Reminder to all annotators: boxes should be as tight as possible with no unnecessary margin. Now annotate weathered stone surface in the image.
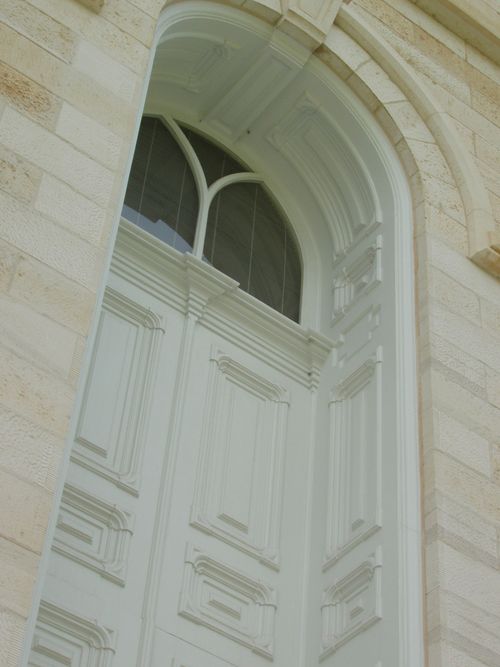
[0,1,498,666]
[0,23,137,137]
[0,106,115,208]
[0,294,78,377]
[34,173,107,245]
[0,406,60,490]
[0,62,61,130]
[56,102,123,170]
[0,190,104,290]
[0,0,76,62]
[0,537,38,617]
[0,344,74,437]
[0,467,52,554]
[0,144,41,204]
[9,255,96,336]
[0,240,20,294]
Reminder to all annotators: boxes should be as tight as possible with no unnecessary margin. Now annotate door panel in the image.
[314,228,400,667]
[30,268,186,667]
[31,228,331,667]
[152,321,316,666]
[31,218,409,667]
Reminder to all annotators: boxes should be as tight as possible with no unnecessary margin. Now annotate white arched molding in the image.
[153,115,262,257]
[22,3,423,667]
[158,0,500,276]
[144,4,423,667]
[161,0,346,48]
[333,3,500,277]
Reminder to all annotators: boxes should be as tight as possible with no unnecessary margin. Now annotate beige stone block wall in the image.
[0,0,498,665]
[344,2,500,665]
[0,1,157,663]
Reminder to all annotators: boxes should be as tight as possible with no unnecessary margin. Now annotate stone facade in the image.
[0,1,498,665]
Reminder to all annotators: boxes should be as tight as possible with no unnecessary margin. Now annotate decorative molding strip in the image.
[53,484,134,586]
[267,93,380,258]
[31,601,115,666]
[324,350,383,568]
[179,544,277,659]
[113,220,333,388]
[332,236,382,325]
[71,287,163,495]
[204,45,300,141]
[336,304,381,367]
[152,35,238,94]
[320,551,382,660]
[190,349,288,569]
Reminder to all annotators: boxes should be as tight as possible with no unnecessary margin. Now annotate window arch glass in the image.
[122,116,302,322]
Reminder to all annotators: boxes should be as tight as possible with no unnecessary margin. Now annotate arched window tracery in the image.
[123,116,302,322]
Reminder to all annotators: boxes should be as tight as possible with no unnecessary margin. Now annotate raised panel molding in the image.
[190,350,289,569]
[336,305,381,367]
[71,288,163,495]
[280,0,344,44]
[320,551,382,660]
[30,601,115,667]
[268,94,380,257]
[332,236,382,325]
[204,43,301,141]
[53,484,134,586]
[324,350,382,568]
[113,221,333,389]
[178,544,277,659]
[152,35,239,94]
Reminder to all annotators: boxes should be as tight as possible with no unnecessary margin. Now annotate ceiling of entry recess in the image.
[145,7,391,277]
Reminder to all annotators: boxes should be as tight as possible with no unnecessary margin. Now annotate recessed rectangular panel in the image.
[72,288,162,495]
[179,544,276,659]
[321,551,382,659]
[30,601,115,667]
[219,380,261,531]
[191,350,289,568]
[53,484,133,586]
[206,49,298,140]
[76,310,136,458]
[337,305,380,367]
[324,353,382,568]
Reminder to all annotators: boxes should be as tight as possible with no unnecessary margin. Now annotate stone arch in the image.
[23,3,424,667]
[157,0,498,277]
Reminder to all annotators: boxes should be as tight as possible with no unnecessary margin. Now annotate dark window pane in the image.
[183,127,244,185]
[204,182,302,322]
[123,116,302,322]
[204,182,255,288]
[122,117,198,252]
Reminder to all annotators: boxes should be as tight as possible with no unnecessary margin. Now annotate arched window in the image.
[122,116,302,322]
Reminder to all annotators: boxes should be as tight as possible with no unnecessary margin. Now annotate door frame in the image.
[21,4,423,666]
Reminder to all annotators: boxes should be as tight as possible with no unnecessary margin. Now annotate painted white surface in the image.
[29,4,422,667]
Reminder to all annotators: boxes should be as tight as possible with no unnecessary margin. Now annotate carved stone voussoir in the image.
[471,244,500,280]
[279,0,344,47]
[76,0,104,13]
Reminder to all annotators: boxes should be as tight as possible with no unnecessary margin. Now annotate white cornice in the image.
[112,219,334,387]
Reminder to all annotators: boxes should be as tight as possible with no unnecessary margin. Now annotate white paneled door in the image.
[30,221,332,667]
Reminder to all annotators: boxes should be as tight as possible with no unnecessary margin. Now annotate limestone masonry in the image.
[0,1,499,665]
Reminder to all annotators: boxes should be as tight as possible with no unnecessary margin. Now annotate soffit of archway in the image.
[149,0,500,278]
[147,16,381,261]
